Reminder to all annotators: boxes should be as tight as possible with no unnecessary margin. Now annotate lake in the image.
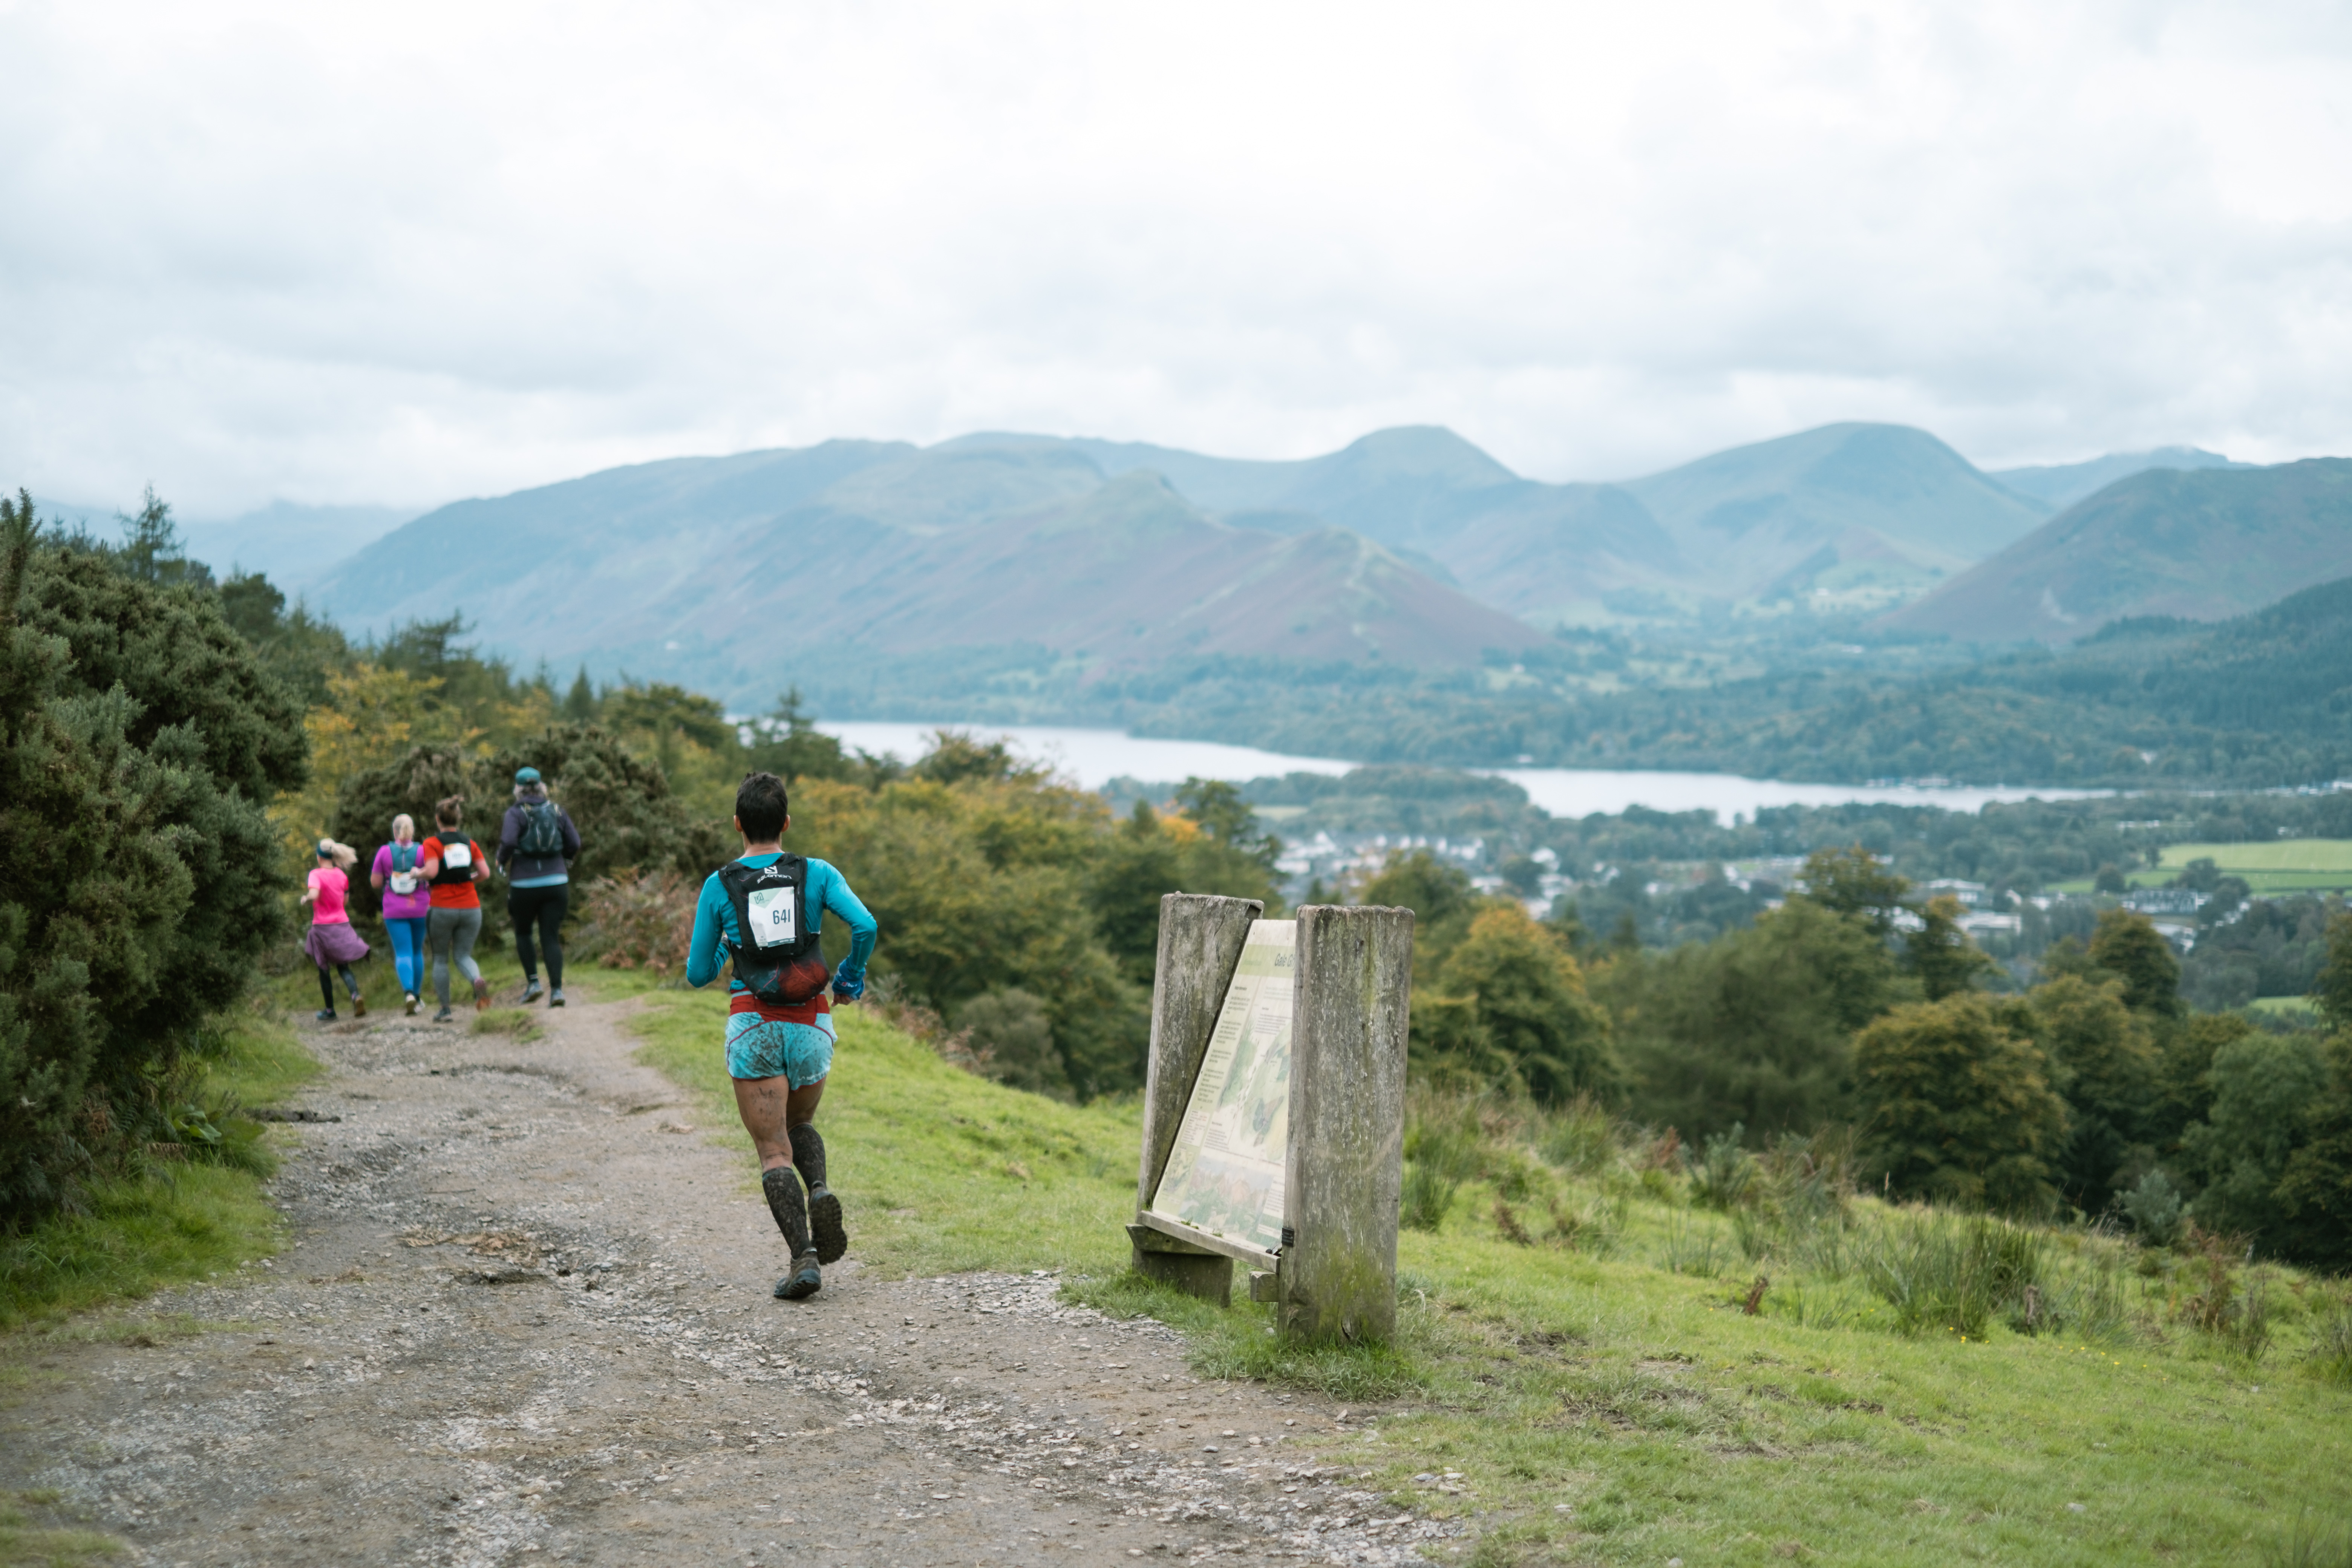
[816,721,2105,821]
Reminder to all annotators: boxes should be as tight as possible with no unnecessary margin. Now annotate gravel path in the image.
[2,992,1457,1566]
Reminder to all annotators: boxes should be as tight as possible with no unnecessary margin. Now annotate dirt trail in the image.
[2,992,1455,1566]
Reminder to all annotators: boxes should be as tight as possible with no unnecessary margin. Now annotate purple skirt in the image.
[304,920,371,967]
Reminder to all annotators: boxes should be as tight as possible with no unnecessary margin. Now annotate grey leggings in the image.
[428,906,484,1008]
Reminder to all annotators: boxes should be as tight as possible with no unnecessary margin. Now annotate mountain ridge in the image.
[1882,458,2352,643]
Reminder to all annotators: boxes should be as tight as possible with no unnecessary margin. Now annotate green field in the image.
[2050,839,2352,897]
[2159,840,2352,894]
[628,987,2352,1567]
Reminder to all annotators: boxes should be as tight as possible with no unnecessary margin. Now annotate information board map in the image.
[1147,919,1294,1256]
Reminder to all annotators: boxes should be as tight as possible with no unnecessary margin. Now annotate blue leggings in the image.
[386,917,429,995]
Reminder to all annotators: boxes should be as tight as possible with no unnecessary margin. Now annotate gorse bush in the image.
[0,498,306,1226]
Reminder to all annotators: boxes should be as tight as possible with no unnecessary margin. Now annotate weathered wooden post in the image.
[1280,903,1413,1343]
[1129,894,1413,1340]
[1128,893,1261,1306]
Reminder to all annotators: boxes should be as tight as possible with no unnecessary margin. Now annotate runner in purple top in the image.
[371,813,433,1015]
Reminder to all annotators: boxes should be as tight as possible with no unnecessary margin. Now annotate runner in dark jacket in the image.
[497,767,582,1006]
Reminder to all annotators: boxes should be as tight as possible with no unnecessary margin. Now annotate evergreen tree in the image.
[561,665,599,723]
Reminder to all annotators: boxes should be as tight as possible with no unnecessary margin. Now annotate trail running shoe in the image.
[548,988,565,1008]
[433,1006,455,1023]
[775,1251,822,1301]
[808,1187,848,1265]
[521,978,542,1005]
[404,992,419,1017]
[352,994,368,1018]
[314,1009,337,1023]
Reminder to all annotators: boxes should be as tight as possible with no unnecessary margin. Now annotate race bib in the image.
[442,841,473,870]
[390,873,419,896]
[746,885,799,948]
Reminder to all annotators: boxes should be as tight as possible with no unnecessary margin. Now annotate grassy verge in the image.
[0,1488,119,1566]
[626,984,1142,1277]
[0,1004,318,1333]
[626,979,2352,1567]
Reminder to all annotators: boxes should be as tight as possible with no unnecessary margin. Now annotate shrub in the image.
[956,989,1066,1098]
[329,724,717,930]
[571,870,698,975]
[2122,1169,2186,1246]
[1689,1124,1757,1211]
[0,503,306,1225]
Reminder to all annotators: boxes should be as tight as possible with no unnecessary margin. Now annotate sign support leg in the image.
[1280,903,1413,1344]
[1130,893,1262,1302]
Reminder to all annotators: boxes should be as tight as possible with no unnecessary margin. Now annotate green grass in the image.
[2159,840,2352,874]
[624,983,2352,1566]
[626,985,1143,1277]
[2251,995,2323,1020]
[0,1490,120,1565]
[0,1004,318,1332]
[2050,839,2352,896]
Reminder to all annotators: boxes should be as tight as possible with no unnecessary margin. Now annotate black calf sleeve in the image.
[337,964,360,998]
[318,966,337,1010]
[788,1124,827,1193]
[762,1166,811,1254]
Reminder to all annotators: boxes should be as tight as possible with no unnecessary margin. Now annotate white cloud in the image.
[1,0,2347,514]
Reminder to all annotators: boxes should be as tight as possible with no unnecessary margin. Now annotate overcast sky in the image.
[3,0,2348,516]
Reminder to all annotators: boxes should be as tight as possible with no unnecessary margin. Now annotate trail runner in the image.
[303,838,370,1021]
[420,796,493,1021]
[371,813,432,1015]
[684,772,876,1300]
[496,766,581,1007]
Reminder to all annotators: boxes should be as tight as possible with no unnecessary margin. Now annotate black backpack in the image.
[517,799,565,858]
[718,856,831,1005]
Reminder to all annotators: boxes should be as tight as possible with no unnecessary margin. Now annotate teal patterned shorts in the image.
[724,1011,836,1086]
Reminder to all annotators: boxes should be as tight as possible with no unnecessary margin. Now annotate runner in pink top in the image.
[302,839,371,1021]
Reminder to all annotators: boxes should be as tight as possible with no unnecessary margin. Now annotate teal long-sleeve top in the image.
[684,854,877,994]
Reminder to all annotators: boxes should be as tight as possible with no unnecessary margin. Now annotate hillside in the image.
[960,423,2051,621]
[1619,422,2050,610]
[1990,444,2248,511]
[1885,458,2352,643]
[314,453,1539,698]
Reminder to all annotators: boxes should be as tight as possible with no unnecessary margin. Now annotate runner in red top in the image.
[418,796,493,1019]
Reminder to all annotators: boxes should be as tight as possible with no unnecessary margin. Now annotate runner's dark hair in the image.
[736,772,789,841]
[435,795,464,829]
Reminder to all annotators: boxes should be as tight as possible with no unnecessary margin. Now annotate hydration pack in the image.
[516,799,564,858]
[431,833,476,886]
[388,841,421,897]
[718,856,831,1006]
